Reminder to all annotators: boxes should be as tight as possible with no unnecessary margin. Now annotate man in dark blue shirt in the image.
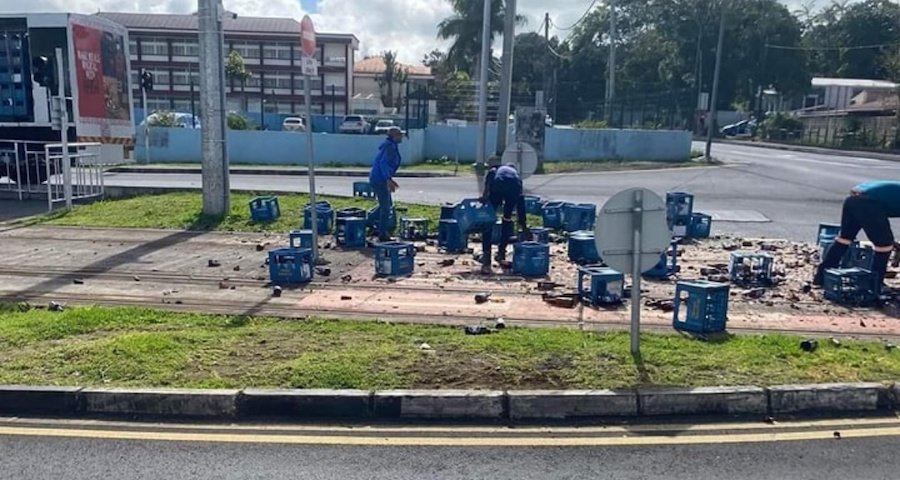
[815,181,900,294]
[480,158,527,274]
[369,127,403,242]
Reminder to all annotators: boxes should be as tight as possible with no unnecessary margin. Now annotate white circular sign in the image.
[501,142,538,180]
[595,188,670,274]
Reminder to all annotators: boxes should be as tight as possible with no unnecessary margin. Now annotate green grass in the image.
[1,304,899,390]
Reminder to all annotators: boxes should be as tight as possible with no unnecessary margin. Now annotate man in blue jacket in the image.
[369,126,403,242]
[480,157,527,274]
[814,180,900,295]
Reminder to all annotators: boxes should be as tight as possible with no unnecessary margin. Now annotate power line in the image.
[550,0,601,31]
[766,42,900,51]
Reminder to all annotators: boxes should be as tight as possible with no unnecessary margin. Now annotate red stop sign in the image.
[300,15,316,58]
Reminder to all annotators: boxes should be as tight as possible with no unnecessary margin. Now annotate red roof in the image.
[354,56,431,77]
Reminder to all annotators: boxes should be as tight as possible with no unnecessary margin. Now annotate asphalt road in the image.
[102,141,900,241]
[2,417,899,479]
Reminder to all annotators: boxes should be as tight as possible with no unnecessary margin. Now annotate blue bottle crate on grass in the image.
[352,181,374,198]
[438,219,468,253]
[268,248,314,284]
[578,266,625,306]
[563,203,597,232]
[824,267,877,306]
[513,241,550,277]
[400,218,430,240]
[643,241,680,279]
[542,201,569,230]
[249,196,280,222]
[673,281,730,334]
[524,195,544,215]
[303,201,334,235]
[289,230,315,250]
[335,217,366,248]
[375,241,416,276]
[729,252,774,286]
[440,203,459,220]
[454,198,497,234]
[528,227,551,244]
[689,213,712,239]
[337,207,367,219]
[666,192,694,237]
[367,205,397,234]
[568,231,601,264]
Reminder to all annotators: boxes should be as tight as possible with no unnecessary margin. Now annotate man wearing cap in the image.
[480,157,528,274]
[814,180,900,296]
[369,126,404,242]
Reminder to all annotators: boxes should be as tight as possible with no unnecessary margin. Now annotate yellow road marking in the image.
[1,425,900,447]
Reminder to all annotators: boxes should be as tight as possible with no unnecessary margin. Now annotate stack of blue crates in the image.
[336,207,367,219]
[528,227,551,244]
[303,201,334,235]
[842,243,874,270]
[453,198,497,233]
[666,192,694,237]
[335,217,366,248]
[438,219,468,253]
[673,281,730,334]
[689,213,712,239]
[375,241,416,276]
[268,248,314,284]
[643,241,680,279]
[249,196,280,222]
[563,203,597,232]
[577,266,625,306]
[728,252,774,286]
[568,231,601,264]
[352,181,374,198]
[542,201,569,230]
[823,267,878,306]
[524,195,544,215]
[400,218,430,240]
[513,241,550,277]
[288,230,315,250]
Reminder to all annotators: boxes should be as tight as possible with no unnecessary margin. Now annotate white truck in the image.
[0,13,135,186]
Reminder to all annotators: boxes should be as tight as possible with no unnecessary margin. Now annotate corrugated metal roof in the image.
[811,77,898,89]
[95,12,357,43]
[354,56,432,76]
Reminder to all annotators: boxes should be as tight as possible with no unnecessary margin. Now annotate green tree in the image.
[376,51,409,110]
[437,0,525,75]
[147,110,178,127]
[225,50,252,111]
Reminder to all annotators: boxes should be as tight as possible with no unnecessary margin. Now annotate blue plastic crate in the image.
[375,241,416,277]
[542,201,569,230]
[823,267,877,306]
[528,227,551,244]
[352,181,375,198]
[577,266,625,306]
[513,241,550,277]
[643,241,680,279]
[303,201,334,235]
[562,203,597,232]
[367,205,398,235]
[842,243,874,271]
[453,198,497,234]
[438,219,468,253]
[335,217,366,248]
[728,252,774,286]
[568,231,601,264]
[288,230,315,250]
[249,196,280,223]
[268,248,314,284]
[524,195,544,215]
[440,203,459,220]
[336,207,367,219]
[400,217,430,240]
[673,281,730,334]
[666,192,694,236]
[689,213,712,239]
[817,223,841,246]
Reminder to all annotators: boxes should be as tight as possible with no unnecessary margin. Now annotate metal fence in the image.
[0,140,53,200]
[0,139,104,210]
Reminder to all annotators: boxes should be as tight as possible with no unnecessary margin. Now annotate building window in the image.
[262,75,277,89]
[171,40,199,57]
[232,43,260,59]
[271,73,291,89]
[147,98,171,112]
[140,38,168,57]
[293,46,323,63]
[128,40,137,57]
[246,75,261,88]
[293,77,305,90]
[263,43,292,60]
[171,69,197,86]
[310,78,323,90]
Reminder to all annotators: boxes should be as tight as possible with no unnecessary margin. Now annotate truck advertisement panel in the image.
[68,14,133,144]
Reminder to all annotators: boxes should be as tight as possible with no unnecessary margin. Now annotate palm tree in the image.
[437,0,525,76]
[377,51,409,110]
[225,50,252,111]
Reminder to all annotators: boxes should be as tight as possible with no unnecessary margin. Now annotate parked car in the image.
[339,115,370,134]
[140,112,202,129]
[282,117,306,132]
[373,119,396,135]
[720,119,756,138]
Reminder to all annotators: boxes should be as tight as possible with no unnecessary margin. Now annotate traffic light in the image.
[140,69,153,91]
[31,55,55,91]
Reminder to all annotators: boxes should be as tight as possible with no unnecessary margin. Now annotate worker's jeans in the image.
[371,181,393,241]
[482,180,525,265]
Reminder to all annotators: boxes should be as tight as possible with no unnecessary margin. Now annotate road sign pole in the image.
[55,48,71,210]
[631,189,643,356]
[142,86,150,165]
[304,72,319,263]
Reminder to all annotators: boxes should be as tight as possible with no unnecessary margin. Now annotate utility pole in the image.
[198,0,229,217]
[705,4,726,163]
[605,0,617,124]
[543,12,550,109]
[476,0,492,176]
[494,0,517,157]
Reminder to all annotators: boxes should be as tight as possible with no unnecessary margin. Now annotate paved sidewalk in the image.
[1,225,899,337]
[107,164,459,178]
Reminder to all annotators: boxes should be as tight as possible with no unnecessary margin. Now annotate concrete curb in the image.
[716,139,900,162]
[0,383,895,421]
[106,166,456,178]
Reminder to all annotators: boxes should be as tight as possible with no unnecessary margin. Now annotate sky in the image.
[9,0,846,65]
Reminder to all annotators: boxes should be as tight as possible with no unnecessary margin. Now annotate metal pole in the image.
[475,0,492,170]
[142,86,150,164]
[495,0,516,156]
[605,0,617,124]
[705,4,726,163]
[304,73,319,263]
[543,12,549,110]
[55,48,71,210]
[631,189,643,356]
[189,74,196,128]
[404,81,410,131]
[331,84,336,133]
[198,0,229,216]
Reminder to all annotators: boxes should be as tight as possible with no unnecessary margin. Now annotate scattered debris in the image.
[722,243,739,251]
[741,240,754,247]
[438,258,456,267]
[764,416,776,424]
[474,292,492,304]
[208,259,221,268]
[315,267,332,277]
[760,244,779,252]
[743,288,766,300]
[341,274,353,283]
[800,339,818,352]
[646,299,675,312]
[495,318,506,329]
[218,281,229,289]
[48,301,65,312]
[860,320,867,328]
[464,325,493,335]
[542,293,579,308]
[419,342,433,350]
[133,275,141,282]
[256,243,267,252]
[537,281,564,291]
[324,242,333,249]
[801,284,812,294]
[340,295,352,301]
[272,286,283,297]
[233,265,241,272]
[830,337,841,347]
[415,245,426,253]
[73,279,84,285]
[886,343,897,351]
[833,431,842,440]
